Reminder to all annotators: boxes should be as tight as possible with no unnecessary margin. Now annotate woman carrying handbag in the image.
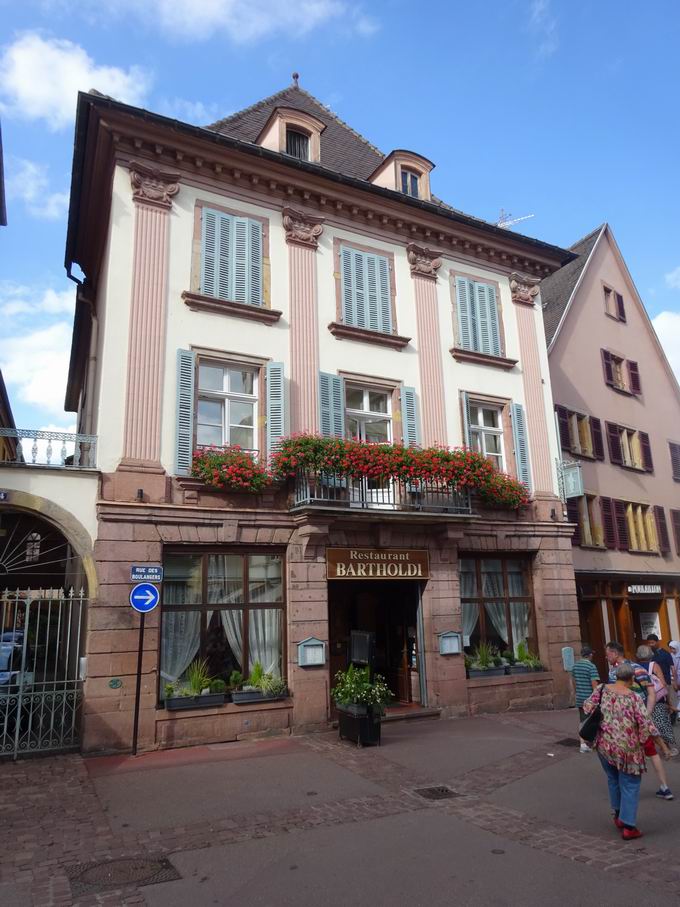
[583,662,668,840]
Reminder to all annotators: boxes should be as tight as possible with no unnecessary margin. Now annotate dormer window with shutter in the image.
[401,168,420,198]
[255,107,324,163]
[368,150,434,202]
[286,128,310,160]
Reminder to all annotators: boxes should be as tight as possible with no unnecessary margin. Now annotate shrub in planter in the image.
[231,661,288,704]
[467,643,507,678]
[164,659,226,710]
[331,665,393,747]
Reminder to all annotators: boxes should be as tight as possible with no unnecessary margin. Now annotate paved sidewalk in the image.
[1,709,679,906]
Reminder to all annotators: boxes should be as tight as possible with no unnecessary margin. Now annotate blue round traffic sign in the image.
[129,582,160,613]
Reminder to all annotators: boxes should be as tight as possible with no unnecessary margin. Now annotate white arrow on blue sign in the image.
[129,582,160,614]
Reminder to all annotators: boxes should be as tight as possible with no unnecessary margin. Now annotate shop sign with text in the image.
[627,584,662,595]
[327,548,429,580]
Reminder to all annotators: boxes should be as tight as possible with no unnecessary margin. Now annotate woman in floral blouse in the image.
[584,662,666,840]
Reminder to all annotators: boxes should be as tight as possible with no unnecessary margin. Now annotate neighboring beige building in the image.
[543,224,680,676]
[2,81,581,756]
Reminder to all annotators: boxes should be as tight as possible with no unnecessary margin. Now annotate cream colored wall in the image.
[93,166,559,493]
[549,230,680,574]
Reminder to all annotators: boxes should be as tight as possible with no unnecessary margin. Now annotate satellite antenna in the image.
[497,209,535,229]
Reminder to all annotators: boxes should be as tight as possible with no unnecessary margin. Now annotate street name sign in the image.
[131,565,163,582]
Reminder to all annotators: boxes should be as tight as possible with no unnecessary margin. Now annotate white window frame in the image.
[400,168,420,198]
[469,402,505,471]
[345,385,392,443]
[196,360,259,454]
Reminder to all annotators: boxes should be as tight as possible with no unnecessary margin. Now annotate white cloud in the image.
[157,97,221,125]
[6,157,69,220]
[652,310,680,382]
[664,266,680,290]
[0,283,75,318]
[0,33,151,130]
[0,322,74,417]
[528,0,559,59]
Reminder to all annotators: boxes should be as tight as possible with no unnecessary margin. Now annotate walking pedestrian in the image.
[637,644,678,758]
[570,646,600,752]
[646,634,674,687]
[605,641,626,682]
[669,640,680,724]
[584,662,667,840]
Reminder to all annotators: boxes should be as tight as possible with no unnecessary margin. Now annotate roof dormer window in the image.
[401,168,419,198]
[286,128,310,161]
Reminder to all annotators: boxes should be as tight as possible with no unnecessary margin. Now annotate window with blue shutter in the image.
[340,246,392,334]
[455,276,502,357]
[401,387,420,447]
[266,362,285,456]
[200,207,263,307]
[511,402,532,491]
[319,373,345,437]
[176,349,196,475]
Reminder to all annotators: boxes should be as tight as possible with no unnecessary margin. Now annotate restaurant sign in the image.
[327,548,430,580]
[627,584,662,595]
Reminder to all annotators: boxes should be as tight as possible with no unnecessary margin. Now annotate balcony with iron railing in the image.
[0,429,98,470]
[292,470,472,515]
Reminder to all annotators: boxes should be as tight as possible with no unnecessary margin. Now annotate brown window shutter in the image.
[654,506,670,554]
[628,360,641,394]
[590,418,605,460]
[605,422,623,465]
[613,500,629,550]
[555,405,571,450]
[672,509,680,555]
[670,442,680,481]
[601,349,614,386]
[639,432,653,472]
[566,498,581,546]
[600,497,617,549]
[615,292,626,322]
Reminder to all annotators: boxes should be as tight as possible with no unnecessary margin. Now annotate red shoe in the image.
[622,827,643,840]
[613,815,624,829]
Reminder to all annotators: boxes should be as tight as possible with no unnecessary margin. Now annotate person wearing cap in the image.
[571,645,601,753]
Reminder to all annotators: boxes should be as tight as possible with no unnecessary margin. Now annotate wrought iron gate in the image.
[1,589,86,759]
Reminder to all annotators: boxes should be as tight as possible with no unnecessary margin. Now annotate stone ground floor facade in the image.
[82,490,580,755]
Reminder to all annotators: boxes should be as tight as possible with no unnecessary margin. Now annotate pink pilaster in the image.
[283,207,324,434]
[408,244,448,446]
[511,273,553,493]
[121,162,179,468]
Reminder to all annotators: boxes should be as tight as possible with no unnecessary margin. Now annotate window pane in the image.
[368,391,388,414]
[462,602,479,649]
[481,560,504,597]
[164,554,203,605]
[347,418,360,440]
[199,364,224,391]
[510,601,531,655]
[482,408,499,428]
[410,173,419,198]
[230,426,255,449]
[484,602,509,648]
[484,432,501,454]
[459,559,478,597]
[160,611,201,693]
[364,418,390,443]
[249,555,283,603]
[507,561,527,596]
[207,554,244,604]
[469,430,482,453]
[230,401,254,428]
[228,369,254,395]
[469,405,480,426]
[197,424,223,447]
[249,608,283,677]
[346,386,364,410]
[198,398,223,425]
[286,129,309,160]
[401,170,409,193]
[206,609,243,677]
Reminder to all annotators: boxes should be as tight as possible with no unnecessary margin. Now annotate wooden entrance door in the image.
[578,599,607,678]
[630,600,670,653]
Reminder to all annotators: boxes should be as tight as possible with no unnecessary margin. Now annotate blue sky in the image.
[1,0,679,433]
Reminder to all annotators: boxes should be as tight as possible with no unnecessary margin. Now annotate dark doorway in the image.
[328,580,421,705]
[578,599,607,678]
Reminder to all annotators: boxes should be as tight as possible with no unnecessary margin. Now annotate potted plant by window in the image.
[331,664,392,747]
[467,643,507,678]
[164,659,227,710]
[515,641,544,672]
[231,662,288,704]
[502,649,530,675]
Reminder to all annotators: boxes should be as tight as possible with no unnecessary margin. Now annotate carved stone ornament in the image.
[406,243,443,280]
[282,206,325,248]
[510,271,541,306]
[129,160,180,209]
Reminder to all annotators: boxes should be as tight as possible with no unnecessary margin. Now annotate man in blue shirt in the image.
[647,634,674,685]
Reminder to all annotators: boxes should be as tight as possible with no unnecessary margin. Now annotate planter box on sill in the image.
[467,666,507,679]
[337,704,382,747]
[231,689,288,705]
[165,692,226,711]
[507,665,531,675]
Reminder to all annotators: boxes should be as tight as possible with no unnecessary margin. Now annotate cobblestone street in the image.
[2,709,680,906]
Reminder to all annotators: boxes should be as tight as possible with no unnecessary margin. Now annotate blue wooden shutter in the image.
[366,254,380,331]
[340,246,355,325]
[474,283,501,357]
[461,391,472,447]
[402,387,420,447]
[353,249,367,328]
[233,217,249,304]
[266,362,285,455]
[377,255,392,333]
[511,402,532,491]
[248,219,263,306]
[201,208,232,300]
[176,349,195,475]
[486,284,502,356]
[319,372,345,437]
[455,277,476,350]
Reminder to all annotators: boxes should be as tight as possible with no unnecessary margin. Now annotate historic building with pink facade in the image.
[542,224,680,678]
[0,82,581,755]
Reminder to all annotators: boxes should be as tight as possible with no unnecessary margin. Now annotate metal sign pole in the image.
[131,612,145,756]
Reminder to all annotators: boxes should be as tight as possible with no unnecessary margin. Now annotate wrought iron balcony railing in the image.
[0,429,98,469]
[293,470,472,515]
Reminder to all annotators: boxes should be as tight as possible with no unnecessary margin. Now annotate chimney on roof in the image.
[292,71,300,88]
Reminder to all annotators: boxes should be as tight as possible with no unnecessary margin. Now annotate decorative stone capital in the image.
[129,160,180,209]
[282,207,325,248]
[510,272,541,306]
[406,243,443,280]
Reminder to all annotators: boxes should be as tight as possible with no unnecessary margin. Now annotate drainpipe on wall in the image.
[79,283,98,437]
